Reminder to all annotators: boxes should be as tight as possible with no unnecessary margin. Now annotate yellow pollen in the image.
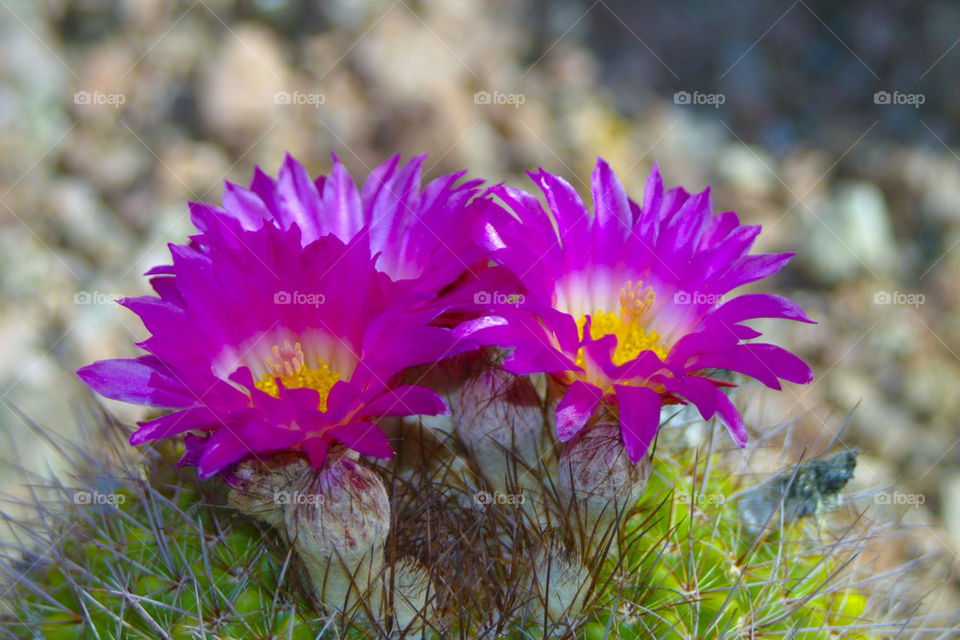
[576,281,668,368]
[254,341,340,411]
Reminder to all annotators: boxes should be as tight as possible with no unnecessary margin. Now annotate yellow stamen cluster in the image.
[576,281,668,368]
[254,341,340,411]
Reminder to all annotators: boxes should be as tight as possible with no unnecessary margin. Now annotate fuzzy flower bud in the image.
[529,532,591,627]
[373,556,437,635]
[283,449,390,613]
[423,350,547,494]
[557,424,651,548]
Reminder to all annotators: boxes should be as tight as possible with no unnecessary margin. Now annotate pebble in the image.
[199,24,288,144]
[802,181,897,284]
[940,472,960,550]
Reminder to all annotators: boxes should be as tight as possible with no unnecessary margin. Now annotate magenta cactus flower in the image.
[458,159,814,462]
[190,153,486,296]
[78,157,480,479]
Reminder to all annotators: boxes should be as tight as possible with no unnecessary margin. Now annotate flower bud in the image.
[529,532,591,627]
[283,449,390,613]
[372,556,437,634]
[226,454,311,529]
[557,424,651,548]
[442,351,547,494]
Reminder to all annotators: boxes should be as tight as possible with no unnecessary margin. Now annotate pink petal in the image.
[131,407,220,445]
[358,386,448,418]
[614,384,663,462]
[715,389,748,447]
[328,422,394,459]
[555,381,604,441]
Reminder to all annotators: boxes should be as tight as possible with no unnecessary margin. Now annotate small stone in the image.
[352,9,466,102]
[717,143,776,199]
[199,24,287,144]
[158,141,231,199]
[802,181,897,284]
[51,179,136,262]
[939,472,960,549]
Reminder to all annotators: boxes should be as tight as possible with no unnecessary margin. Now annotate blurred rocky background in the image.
[2,0,959,615]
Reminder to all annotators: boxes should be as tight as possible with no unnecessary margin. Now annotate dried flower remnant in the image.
[738,450,858,535]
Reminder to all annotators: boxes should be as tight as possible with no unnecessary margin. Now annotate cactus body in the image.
[1,414,943,639]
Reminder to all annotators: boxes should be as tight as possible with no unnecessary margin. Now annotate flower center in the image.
[254,341,340,411]
[576,281,668,367]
